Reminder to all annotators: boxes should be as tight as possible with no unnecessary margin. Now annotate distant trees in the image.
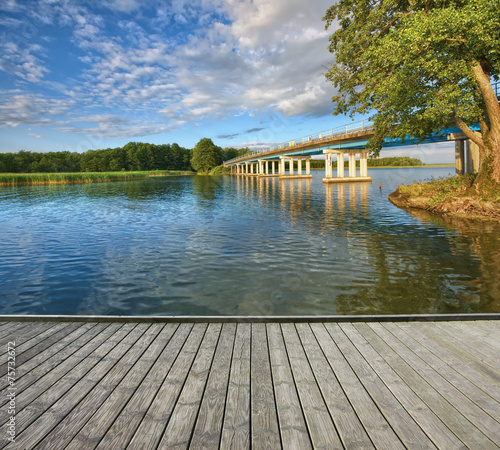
[368,157,423,167]
[191,138,223,172]
[0,140,255,174]
[0,142,192,173]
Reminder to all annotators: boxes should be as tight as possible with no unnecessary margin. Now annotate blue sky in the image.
[0,0,453,162]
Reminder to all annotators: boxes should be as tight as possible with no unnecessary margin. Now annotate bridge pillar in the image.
[297,158,302,176]
[325,154,333,178]
[305,157,311,176]
[466,140,480,174]
[455,140,465,175]
[337,152,344,178]
[348,153,356,177]
[323,149,371,183]
[360,151,368,177]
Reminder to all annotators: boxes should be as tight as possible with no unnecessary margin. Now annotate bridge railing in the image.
[224,80,499,165]
[223,119,374,165]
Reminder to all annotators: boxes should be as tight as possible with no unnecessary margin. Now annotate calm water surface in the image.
[1,168,499,316]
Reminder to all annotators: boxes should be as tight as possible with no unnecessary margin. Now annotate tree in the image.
[191,138,222,172]
[324,0,500,186]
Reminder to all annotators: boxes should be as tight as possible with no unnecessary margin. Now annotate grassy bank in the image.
[389,174,500,219]
[0,170,194,187]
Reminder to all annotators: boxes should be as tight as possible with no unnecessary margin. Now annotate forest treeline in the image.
[0,142,250,174]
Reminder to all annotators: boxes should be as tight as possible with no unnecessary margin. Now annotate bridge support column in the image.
[466,140,480,174]
[455,140,465,175]
[325,154,333,178]
[348,153,356,177]
[278,156,312,179]
[323,149,371,183]
[305,157,311,176]
[337,153,344,178]
[360,151,368,177]
[279,157,285,175]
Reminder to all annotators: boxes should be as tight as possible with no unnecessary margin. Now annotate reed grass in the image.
[0,170,194,187]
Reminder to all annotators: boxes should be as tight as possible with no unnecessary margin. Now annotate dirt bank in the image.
[389,189,500,220]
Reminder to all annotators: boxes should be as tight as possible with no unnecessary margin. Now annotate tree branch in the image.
[454,116,484,148]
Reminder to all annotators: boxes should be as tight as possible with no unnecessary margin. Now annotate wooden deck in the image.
[1,317,499,449]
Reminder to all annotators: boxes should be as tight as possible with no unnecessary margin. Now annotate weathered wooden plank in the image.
[0,321,36,342]
[39,323,166,450]
[465,321,500,350]
[355,322,496,448]
[219,323,251,450]
[0,322,69,366]
[95,323,191,450]
[326,323,436,449]
[295,323,374,449]
[0,319,498,450]
[267,323,311,450]
[250,323,281,450]
[157,323,222,450]
[310,323,404,449]
[3,323,125,419]
[398,322,500,402]
[356,324,500,448]
[434,322,500,372]
[59,324,178,449]
[383,322,500,425]
[190,323,237,449]
[126,323,208,450]
[10,323,142,448]
[0,320,122,441]
[13,322,83,368]
[0,322,103,405]
[419,322,500,375]
[281,323,342,449]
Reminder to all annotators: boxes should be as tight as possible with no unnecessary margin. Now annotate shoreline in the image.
[389,174,500,221]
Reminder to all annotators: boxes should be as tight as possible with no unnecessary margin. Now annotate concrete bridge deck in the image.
[1,314,499,449]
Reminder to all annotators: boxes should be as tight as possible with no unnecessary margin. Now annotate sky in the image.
[0,0,454,162]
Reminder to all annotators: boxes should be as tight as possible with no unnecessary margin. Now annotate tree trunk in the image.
[472,63,500,185]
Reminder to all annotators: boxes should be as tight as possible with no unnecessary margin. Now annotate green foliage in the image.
[368,156,423,167]
[0,142,193,174]
[208,165,231,175]
[324,0,500,154]
[191,138,223,172]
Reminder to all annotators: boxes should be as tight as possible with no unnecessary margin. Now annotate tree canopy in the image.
[191,138,223,172]
[0,142,192,173]
[324,0,500,184]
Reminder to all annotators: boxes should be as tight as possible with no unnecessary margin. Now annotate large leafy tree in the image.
[324,0,500,185]
[191,138,223,172]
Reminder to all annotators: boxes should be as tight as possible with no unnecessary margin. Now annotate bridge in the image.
[223,82,499,183]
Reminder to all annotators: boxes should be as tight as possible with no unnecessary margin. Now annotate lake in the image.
[1,167,499,316]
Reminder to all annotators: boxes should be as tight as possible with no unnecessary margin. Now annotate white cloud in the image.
[0,92,74,127]
[0,0,339,141]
